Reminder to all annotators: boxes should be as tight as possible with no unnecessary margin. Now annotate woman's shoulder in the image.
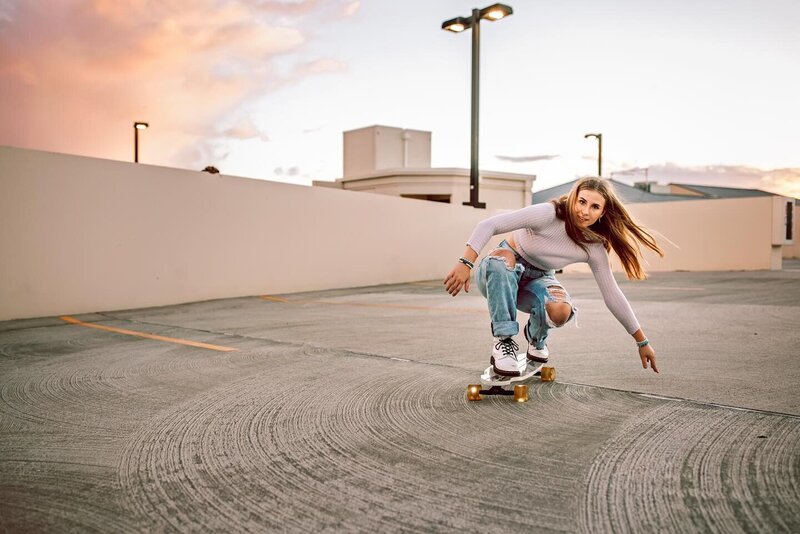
[522,201,557,219]
[586,241,610,263]
[520,202,558,228]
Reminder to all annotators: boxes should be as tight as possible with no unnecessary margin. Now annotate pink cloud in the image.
[625,163,800,198]
[0,0,345,168]
[223,118,270,141]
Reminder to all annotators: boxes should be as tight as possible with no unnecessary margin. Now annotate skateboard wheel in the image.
[467,384,482,401]
[513,384,529,402]
[540,366,556,382]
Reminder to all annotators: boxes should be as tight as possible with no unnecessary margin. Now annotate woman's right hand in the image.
[444,263,472,296]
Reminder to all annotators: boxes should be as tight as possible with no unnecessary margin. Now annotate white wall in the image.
[0,146,490,320]
[0,146,787,321]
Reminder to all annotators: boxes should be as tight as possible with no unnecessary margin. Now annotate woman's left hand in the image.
[639,344,659,373]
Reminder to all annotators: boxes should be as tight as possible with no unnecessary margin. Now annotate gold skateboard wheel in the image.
[540,366,556,382]
[513,384,529,402]
[467,384,482,401]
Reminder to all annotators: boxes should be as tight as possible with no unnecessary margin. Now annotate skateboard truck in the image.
[468,384,530,402]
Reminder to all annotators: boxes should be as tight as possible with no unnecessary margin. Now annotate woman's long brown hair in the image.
[551,177,664,280]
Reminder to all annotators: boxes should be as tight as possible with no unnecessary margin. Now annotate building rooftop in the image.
[534,178,790,204]
[533,178,697,204]
[670,183,776,198]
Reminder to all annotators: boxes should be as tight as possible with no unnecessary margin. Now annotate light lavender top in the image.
[466,202,640,334]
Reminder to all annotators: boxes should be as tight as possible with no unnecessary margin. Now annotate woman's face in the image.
[573,188,606,228]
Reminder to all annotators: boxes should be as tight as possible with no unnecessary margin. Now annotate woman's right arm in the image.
[444,246,478,296]
[445,203,554,297]
[465,203,555,255]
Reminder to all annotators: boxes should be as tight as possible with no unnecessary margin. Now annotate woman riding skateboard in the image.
[444,177,662,377]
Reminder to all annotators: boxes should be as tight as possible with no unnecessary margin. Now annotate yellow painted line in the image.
[60,316,238,352]
[260,295,484,314]
[260,295,289,302]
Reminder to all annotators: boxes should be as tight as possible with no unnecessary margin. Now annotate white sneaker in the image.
[527,344,549,363]
[491,337,522,377]
[524,328,549,363]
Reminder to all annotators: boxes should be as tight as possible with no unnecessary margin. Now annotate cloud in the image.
[222,118,270,141]
[761,168,800,199]
[495,154,560,163]
[343,1,360,17]
[289,57,347,79]
[0,0,14,25]
[274,166,300,176]
[0,0,346,171]
[633,163,800,198]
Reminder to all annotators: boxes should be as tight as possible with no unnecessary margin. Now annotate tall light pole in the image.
[442,3,513,209]
[134,122,149,163]
[584,132,602,177]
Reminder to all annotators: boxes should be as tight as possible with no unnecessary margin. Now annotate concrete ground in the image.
[1,261,799,532]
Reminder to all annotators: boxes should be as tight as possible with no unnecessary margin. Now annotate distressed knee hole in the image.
[487,249,516,270]
[546,285,568,301]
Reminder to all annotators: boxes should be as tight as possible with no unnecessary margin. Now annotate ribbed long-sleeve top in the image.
[466,202,640,334]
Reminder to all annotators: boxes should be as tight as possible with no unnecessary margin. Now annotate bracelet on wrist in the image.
[458,257,474,269]
[636,338,650,348]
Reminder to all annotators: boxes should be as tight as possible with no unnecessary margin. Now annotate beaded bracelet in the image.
[458,257,475,269]
[636,338,650,348]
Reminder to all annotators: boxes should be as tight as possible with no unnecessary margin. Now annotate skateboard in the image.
[467,358,544,402]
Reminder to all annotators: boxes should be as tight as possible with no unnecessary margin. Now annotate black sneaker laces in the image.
[495,338,519,357]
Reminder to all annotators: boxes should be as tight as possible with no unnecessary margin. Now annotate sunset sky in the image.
[1,0,798,197]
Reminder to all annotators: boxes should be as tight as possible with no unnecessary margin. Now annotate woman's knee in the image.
[545,284,572,326]
[545,302,572,326]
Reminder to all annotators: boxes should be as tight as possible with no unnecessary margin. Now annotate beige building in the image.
[313,125,535,210]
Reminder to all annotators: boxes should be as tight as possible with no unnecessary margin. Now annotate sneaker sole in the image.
[490,356,522,377]
[492,365,521,377]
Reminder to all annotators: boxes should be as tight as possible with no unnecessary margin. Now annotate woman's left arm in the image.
[632,329,658,373]
[589,248,659,374]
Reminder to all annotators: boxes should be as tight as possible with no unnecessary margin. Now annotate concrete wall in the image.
[0,146,493,321]
[0,146,788,321]
[635,196,785,271]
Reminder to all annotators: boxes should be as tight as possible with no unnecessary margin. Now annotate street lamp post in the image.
[134,122,149,163]
[584,132,602,177]
[442,3,513,209]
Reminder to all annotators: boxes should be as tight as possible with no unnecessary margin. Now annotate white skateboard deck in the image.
[480,357,544,387]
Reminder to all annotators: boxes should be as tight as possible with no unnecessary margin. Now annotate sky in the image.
[1,0,799,197]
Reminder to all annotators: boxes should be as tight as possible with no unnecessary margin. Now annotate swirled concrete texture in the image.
[1,266,799,531]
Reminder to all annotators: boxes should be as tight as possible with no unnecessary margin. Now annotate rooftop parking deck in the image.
[1,262,799,531]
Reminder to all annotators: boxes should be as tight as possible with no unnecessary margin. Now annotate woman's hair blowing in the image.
[551,177,664,280]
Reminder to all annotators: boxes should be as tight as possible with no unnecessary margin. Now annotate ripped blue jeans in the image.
[475,240,575,348]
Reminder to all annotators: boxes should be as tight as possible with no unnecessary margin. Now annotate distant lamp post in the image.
[442,3,514,209]
[584,132,602,176]
[133,122,149,163]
